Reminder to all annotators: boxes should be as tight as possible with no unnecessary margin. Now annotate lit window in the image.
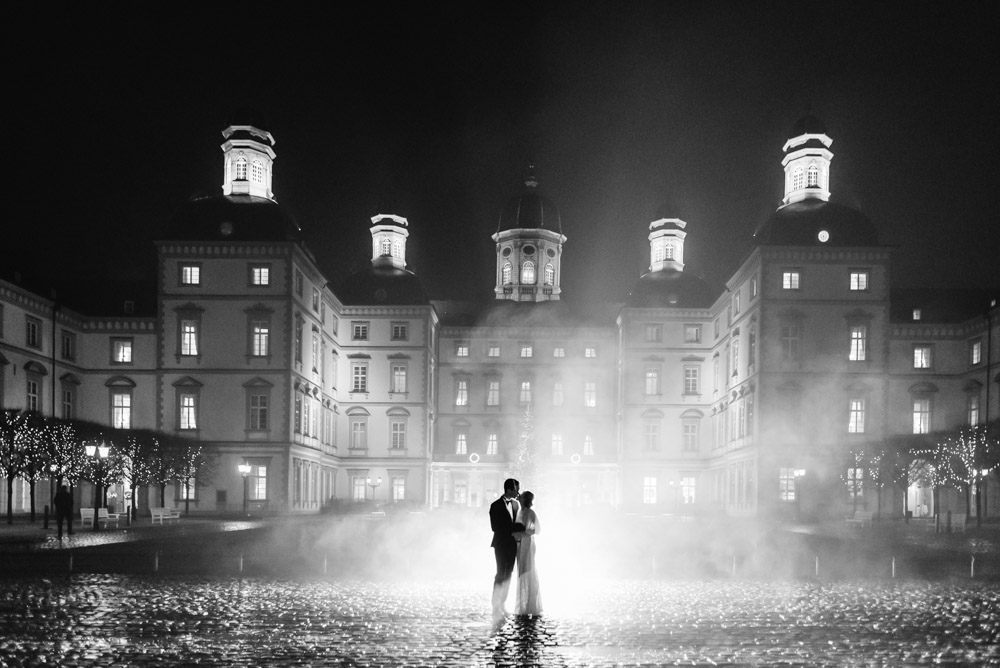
[520,344,533,358]
[252,160,263,183]
[250,465,267,500]
[352,322,369,341]
[488,343,500,358]
[391,322,408,341]
[584,347,597,358]
[682,423,698,452]
[519,381,532,404]
[392,476,406,501]
[782,271,800,290]
[181,264,201,286]
[846,468,863,500]
[664,244,675,260]
[381,238,392,255]
[912,309,921,321]
[970,340,982,365]
[392,239,403,259]
[179,394,198,430]
[521,261,535,284]
[391,422,406,450]
[848,398,865,433]
[850,271,869,291]
[643,477,657,504]
[912,398,930,434]
[251,321,269,357]
[235,156,247,180]
[792,167,804,190]
[684,367,700,394]
[583,435,594,456]
[652,244,664,263]
[351,364,368,393]
[552,382,564,406]
[455,379,469,406]
[487,380,500,406]
[684,325,701,343]
[487,433,499,455]
[968,394,981,426]
[111,390,131,429]
[112,338,133,363]
[779,468,797,501]
[551,434,564,455]
[180,320,199,356]
[646,325,662,342]
[750,278,758,299]
[643,423,658,451]
[455,432,467,455]
[502,263,512,284]
[456,341,469,357]
[552,346,564,358]
[807,164,819,187]
[913,345,931,369]
[849,325,867,361]
[250,265,270,286]
[644,368,659,395]
[544,264,554,285]
[584,382,596,407]
[391,364,407,393]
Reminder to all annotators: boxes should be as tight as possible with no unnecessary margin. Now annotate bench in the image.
[950,513,967,533]
[845,510,873,529]
[150,507,181,524]
[78,508,121,528]
[924,513,967,533]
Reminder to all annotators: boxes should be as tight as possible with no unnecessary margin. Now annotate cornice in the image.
[761,247,890,263]
[157,242,294,258]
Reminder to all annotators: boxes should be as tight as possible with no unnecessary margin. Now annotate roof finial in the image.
[524,161,538,189]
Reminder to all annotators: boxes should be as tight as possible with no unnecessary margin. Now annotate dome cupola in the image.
[221,123,276,199]
[492,164,567,303]
[370,213,409,270]
[781,114,832,206]
[647,217,687,273]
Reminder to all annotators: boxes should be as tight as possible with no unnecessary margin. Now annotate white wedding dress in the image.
[514,507,542,615]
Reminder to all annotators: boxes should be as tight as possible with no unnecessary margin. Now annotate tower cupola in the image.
[370,214,409,270]
[647,218,687,272]
[492,164,567,302]
[780,114,833,206]
[221,124,276,199]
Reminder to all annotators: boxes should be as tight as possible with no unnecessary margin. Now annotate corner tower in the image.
[221,124,276,199]
[781,114,832,206]
[492,164,566,302]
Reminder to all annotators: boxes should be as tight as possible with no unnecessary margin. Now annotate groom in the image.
[489,478,521,622]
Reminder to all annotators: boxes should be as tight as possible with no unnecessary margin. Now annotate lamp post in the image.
[85,442,110,531]
[366,476,382,503]
[238,463,252,517]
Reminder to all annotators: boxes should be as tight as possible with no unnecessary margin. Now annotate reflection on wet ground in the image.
[0,575,996,667]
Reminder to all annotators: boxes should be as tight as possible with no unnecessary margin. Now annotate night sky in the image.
[7,2,998,307]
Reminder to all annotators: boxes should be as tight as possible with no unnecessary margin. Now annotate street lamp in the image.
[85,442,110,531]
[366,476,382,503]
[238,462,252,517]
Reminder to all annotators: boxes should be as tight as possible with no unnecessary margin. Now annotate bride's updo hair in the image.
[519,491,534,508]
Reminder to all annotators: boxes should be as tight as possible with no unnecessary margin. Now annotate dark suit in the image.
[490,495,519,618]
[53,488,73,539]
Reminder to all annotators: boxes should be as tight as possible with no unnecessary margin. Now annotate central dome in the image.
[754,199,878,247]
[496,166,562,234]
[167,194,301,242]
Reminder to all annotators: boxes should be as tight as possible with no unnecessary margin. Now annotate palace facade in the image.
[1,117,997,520]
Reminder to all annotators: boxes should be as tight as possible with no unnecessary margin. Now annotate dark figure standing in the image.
[54,484,73,539]
[490,477,521,623]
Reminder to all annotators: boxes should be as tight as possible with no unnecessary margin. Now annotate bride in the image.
[513,491,542,615]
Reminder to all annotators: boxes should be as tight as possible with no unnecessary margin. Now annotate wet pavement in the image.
[0,575,997,667]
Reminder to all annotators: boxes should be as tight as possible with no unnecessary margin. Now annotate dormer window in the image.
[252,160,263,183]
[235,156,248,181]
[521,261,535,284]
[912,309,921,321]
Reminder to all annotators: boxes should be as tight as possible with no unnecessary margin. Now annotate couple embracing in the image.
[490,478,542,623]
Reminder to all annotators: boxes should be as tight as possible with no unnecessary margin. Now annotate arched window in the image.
[252,160,263,183]
[652,244,664,263]
[807,164,819,187]
[521,261,535,284]
[502,262,512,284]
[235,156,248,181]
[792,167,804,190]
[380,238,392,256]
[544,263,554,285]
[664,243,675,260]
